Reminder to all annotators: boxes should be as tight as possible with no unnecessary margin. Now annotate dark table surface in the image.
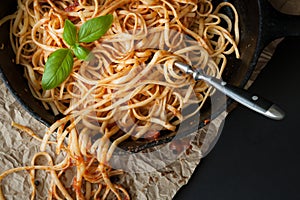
[173,37,300,200]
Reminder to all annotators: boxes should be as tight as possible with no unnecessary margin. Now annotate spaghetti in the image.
[0,0,239,199]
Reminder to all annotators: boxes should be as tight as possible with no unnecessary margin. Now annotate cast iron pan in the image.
[0,0,300,152]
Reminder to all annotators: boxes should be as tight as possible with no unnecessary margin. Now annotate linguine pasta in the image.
[0,0,239,199]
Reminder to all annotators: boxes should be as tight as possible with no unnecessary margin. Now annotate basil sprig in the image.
[41,14,113,90]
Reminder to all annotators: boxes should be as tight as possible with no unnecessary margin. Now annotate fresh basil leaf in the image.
[42,49,74,90]
[78,14,113,43]
[63,19,77,46]
[72,44,92,60]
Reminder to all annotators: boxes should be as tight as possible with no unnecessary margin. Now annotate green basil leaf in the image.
[78,14,113,43]
[42,49,74,90]
[72,44,92,60]
[63,19,77,46]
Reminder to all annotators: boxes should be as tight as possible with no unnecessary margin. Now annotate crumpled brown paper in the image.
[0,0,296,199]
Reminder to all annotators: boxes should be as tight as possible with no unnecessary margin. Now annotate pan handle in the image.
[258,0,300,48]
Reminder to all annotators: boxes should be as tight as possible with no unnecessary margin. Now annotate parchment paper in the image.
[0,0,298,199]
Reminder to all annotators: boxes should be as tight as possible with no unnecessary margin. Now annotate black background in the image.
[174,37,300,200]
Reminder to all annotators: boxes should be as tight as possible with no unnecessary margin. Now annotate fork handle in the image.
[200,76,285,120]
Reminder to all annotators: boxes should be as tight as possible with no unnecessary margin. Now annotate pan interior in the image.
[0,0,261,151]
